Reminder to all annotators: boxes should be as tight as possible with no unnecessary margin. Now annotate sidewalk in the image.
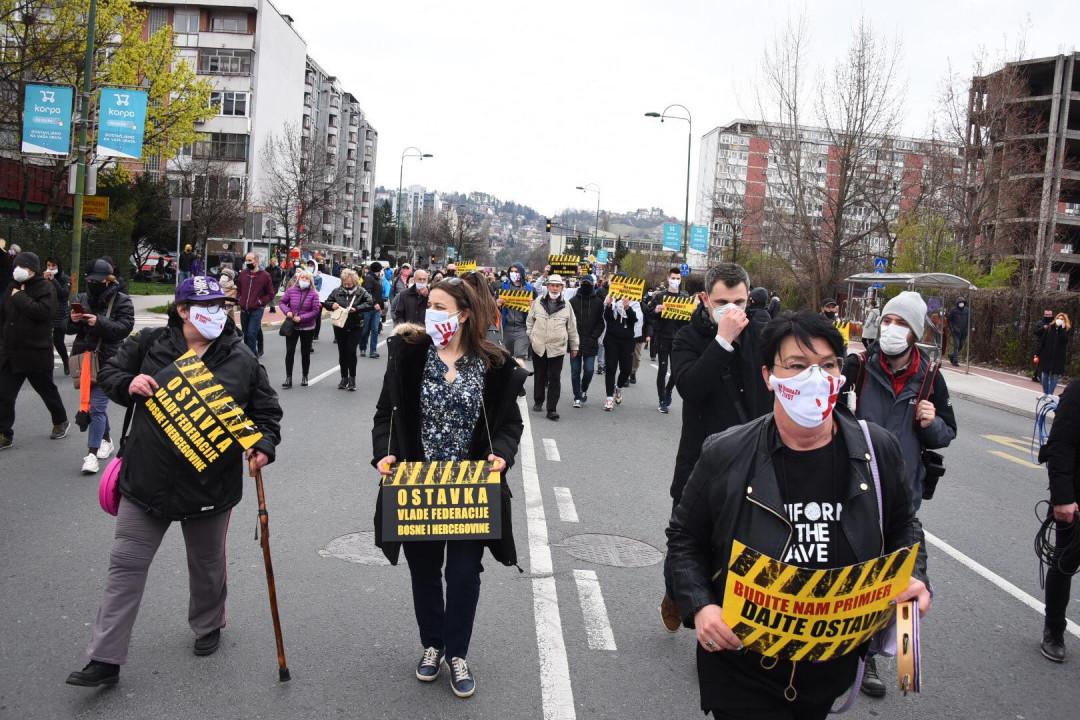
[941,364,1062,420]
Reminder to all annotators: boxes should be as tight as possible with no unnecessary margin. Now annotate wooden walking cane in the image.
[250,456,292,682]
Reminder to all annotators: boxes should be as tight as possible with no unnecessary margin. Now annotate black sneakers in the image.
[337,377,349,390]
[416,646,445,682]
[65,660,119,687]
[860,656,887,697]
[448,656,475,698]
[0,433,11,450]
[281,377,292,389]
[301,376,309,387]
[193,628,221,656]
[347,377,357,391]
[1042,628,1066,663]
[50,421,69,439]
[546,411,559,421]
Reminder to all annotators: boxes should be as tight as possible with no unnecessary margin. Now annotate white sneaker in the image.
[81,453,100,475]
[96,439,114,460]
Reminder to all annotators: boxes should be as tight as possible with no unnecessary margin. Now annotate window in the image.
[147,7,168,34]
[203,175,245,201]
[173,9,199,33]
[210,91,248,117]
[193,133,248,162]
[198,49,252,75]
[210,14,247,33]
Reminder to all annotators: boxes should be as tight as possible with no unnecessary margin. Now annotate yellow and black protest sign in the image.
[833,319,851,343]
[548,254,580,275]
[500,288,533,313]
[457,260,478,273]
[661,298,697,321]
[721,539,918,662]
[381,460,502,541]
[143,350,263,473]
[607,275,646,301]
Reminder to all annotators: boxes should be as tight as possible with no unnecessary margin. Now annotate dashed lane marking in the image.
[553,487,579,523]
[543,438,561,462]
[572,569,617,651]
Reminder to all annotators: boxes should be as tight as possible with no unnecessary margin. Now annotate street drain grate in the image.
[559,534,664,567]
[319,532,390,566]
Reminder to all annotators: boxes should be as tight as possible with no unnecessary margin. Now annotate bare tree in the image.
[168,155,246,253]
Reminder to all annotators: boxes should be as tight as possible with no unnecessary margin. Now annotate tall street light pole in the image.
[70,0,98,297]
[575,183,600,255]
[645,104,693,261]
[396,147,433,261]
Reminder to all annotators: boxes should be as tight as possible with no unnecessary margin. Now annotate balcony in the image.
[322,222,334,232]
[349,115,360,127]
[327,143,338,155]
[198,32,255,51]
[327,123,339,136]
[329,95,341,109]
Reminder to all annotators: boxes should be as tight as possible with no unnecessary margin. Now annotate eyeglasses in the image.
[190,302,224,313]
[777,359,842,373]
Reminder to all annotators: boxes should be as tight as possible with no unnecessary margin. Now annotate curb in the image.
[950,390,1037,420]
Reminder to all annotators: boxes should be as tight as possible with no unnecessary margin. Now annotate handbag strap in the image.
[117,401,136,454]
[91,295,117,353]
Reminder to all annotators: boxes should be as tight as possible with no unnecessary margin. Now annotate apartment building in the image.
[695,119,939,263]
[967,53,1080,290]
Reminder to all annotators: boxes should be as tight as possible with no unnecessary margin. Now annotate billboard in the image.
[662,223,682,252]
[690,225,709,253]
[21,84,74,155]
[96,88,148,159]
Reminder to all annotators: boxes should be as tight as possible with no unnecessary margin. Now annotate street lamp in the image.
[575,183,601,255]
[645,105,693,261]
[397,147,433,262]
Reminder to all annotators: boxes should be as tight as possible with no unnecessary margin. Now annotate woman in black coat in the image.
[44,257,71,374]
[1037,312,1073,397]
[322,268,374,390]
[371,277,527,700]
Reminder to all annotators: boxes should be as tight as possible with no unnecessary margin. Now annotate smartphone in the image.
[71,302,85,315]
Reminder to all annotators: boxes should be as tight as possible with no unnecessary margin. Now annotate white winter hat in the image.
[881,291,926,339]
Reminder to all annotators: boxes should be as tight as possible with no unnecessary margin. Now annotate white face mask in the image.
[711,302,739,325]
[1056,318,1065,327]
[188,305,227,341]
[298,280,311,290]
[547,287,563,299]
[668,278,681,291]
[878,323,912,356]
[957,303,965,308]
[12,267,31,283]
[425,309,461,348]
[769,366,846,429]
[509,271,520,283]
[415,282,428,291]
[219,275,229,284]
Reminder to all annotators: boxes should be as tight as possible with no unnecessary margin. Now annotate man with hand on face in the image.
[658,263,773,631]
[646,267,691,414]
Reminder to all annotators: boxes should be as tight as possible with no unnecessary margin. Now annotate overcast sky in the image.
[273,0,1079,220]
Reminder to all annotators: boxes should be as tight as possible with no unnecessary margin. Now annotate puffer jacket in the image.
[49,269,70,328]
[278,285,321,331]
[0,274,57,374]
[371,323,529,566]
[98,319,282,521]
[526,295,579,358]
[64,283,136,365]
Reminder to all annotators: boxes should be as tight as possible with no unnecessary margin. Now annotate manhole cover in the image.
[319,532,390,566]
[559,534,663,567]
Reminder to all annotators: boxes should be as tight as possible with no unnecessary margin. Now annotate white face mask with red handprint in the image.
[768,365,846,429]
[425,309,462,348]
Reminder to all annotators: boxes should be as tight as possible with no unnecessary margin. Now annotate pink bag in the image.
[99,458,122,515]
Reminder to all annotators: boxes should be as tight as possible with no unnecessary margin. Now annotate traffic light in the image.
[545,218,552,233]
[430,255,437,265]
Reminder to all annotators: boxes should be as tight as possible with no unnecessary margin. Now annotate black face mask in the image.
[579,283,593,297]
[824,311,837,320]
[246,262,256,271]
[1044,317,1054,324]
[87,282,105,302]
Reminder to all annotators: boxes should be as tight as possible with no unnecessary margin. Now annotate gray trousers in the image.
[503,325,529,359]
[87,497,231,665]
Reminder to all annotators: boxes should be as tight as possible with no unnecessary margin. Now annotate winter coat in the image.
[526,295,579,358]
[0,250,12,300]
[370,324,529,566]
[842,345,957,499]
[97,320,282,521]
[393,285,428,326]
[568,291,605,356]
[64,283,136,365]
[668,304,772,501]
[862,307,881,340]
[235,269,275,311]
[178,251,195,272]
[0,275,57,374]
[323,284,374,331]
[602,302,638,343]
[363,270,385,307]
[646,290,692,344]
[278,285,321,331]
[500,263,534,328]
[49,270,70,328]
[946,304,969,336]
[1040,378,1080,506]
[666,408,928,711]
[1036,324,1072,375]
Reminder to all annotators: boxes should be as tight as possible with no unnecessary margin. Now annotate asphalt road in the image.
[1,327,1077,719]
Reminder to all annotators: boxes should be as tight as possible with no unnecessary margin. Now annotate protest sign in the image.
[381,460,502,541]
[500,288,533,313]
[143,350,263,473]
[548,254,580,275]
[456,260,477,273]
[721,539,918,662]
[607,275,646,301]
[660,298,697,321]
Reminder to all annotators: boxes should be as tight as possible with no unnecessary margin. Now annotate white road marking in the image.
[553,487,579,523]
[543,438,561,462]
[307,338,387,385]
[650,363,659,370]
[925,530,1080,638]
[572,569,617,651]
[519,397,576,720]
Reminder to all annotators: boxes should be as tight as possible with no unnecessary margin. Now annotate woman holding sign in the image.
[372,277,528,699]
[666,311,930,719]
[66,276,282,688]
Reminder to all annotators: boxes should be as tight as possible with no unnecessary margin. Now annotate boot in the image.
[860,656,886,698]
[1041,627,1066,663]
[337,377,349,390]
[281,377,292,389]
[301,375,309,387]
[347,376,357,391]
[65,660,119,687]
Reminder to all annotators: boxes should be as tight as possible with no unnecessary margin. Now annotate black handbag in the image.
[278,317,296,337]
[915,360,946,500]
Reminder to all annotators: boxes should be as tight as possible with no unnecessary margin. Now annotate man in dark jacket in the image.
[945,297,970,367]
[659,263,772,631]
[667,311,931,719]
[393,268,429,325]
[0,251,69,449]
[361,261,386,358]
[0,239,17,305]
[646,267,692,414]
[568,276,604,407]
[499,262,534,360]
[1037,378,1080,663]
[235,252,274,356]
[178,244,195,282]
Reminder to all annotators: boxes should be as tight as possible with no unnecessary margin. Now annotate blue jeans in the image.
[1042,371,1060,396]
[240,307,264,355]
[89,385,111,450]
[360,309,382,355]
[570,353,595,400]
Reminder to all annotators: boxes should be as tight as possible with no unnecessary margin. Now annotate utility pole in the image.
[69,0,98,297]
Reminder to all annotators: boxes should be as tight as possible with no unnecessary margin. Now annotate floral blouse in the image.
[421,345,486,460]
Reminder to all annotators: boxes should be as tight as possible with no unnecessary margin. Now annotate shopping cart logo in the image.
[114,93,130,107]
[39,89,55,103]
